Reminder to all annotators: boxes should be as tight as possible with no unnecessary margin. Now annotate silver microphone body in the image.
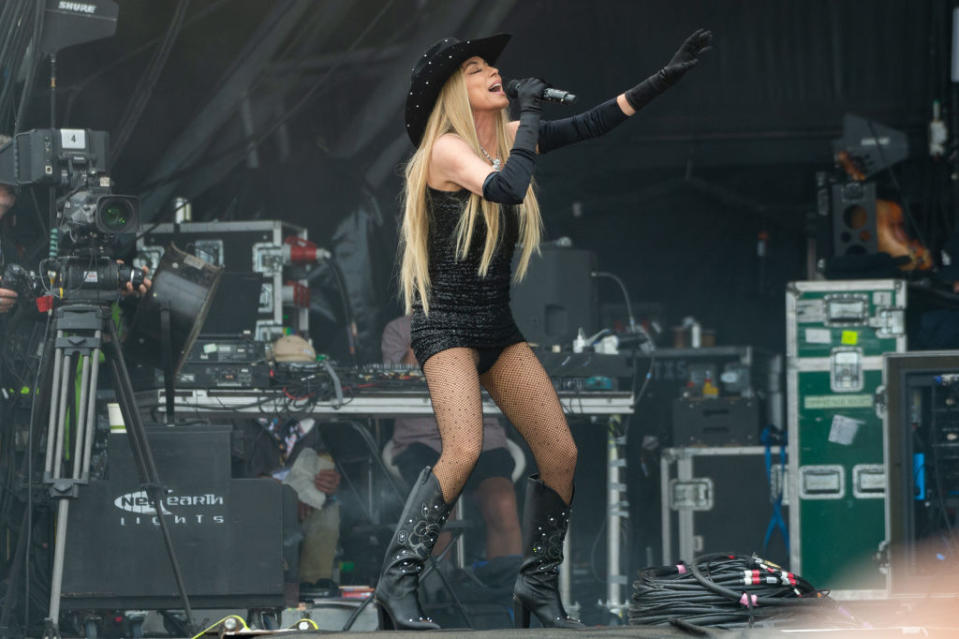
[505,79,577,104]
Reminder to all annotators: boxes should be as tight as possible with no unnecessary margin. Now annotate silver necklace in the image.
[480,146,501,171]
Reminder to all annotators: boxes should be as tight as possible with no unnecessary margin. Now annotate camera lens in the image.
[100,200,130,231]
[96,196,138,233]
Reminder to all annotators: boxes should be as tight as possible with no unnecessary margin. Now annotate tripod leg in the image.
[103,324,195,633]
[45,345,90,637]
[43,333,64,478]
[45,499,71,637]
[42,341,78,637]
[160,307,175,423]
[71,352,92,479]
[107,362,151,484]
[45,348,98,634]
[26,329,57,634]
[80,338,101,481]
[51,352,72,480]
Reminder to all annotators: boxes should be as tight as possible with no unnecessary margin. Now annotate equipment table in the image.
[138,387,635,618]
[141,387,631,416]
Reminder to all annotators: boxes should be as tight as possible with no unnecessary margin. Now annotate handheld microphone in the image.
[505,79,577,104]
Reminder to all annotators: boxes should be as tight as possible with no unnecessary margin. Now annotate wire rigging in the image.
[109,0,192,166]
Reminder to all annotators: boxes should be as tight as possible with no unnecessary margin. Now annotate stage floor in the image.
[160,596,959,639]
[185,625,959,639]
[40,594,959,638]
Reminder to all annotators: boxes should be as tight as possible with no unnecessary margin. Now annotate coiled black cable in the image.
[629,553,859,630]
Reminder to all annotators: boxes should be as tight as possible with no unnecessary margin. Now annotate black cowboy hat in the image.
[405,33,511,146]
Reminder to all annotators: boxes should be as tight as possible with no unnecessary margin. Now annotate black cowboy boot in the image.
[374,467,453,630]
[512,475,584,628]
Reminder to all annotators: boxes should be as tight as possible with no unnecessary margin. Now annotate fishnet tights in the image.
[422,343,577,504]
[422,348,486,503]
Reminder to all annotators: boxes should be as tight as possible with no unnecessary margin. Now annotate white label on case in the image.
[804,394,873,410]
[805,328,831,344]
[828,414,862,446]
[796,299,826,323]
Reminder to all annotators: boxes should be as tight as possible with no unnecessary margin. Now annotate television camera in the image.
[0,128,144,304]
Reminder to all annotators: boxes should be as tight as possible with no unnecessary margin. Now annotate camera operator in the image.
[0,158,18,314]
[0,165,37,393]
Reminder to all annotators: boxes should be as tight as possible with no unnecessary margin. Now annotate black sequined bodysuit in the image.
[410,187,525,368]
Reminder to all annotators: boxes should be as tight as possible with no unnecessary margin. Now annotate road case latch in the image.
[830,347,864,392]
[798,465,845,499]
[868,307,905,338]
[669,478,714,511]
[824,294,869,326]
[253,242,287,275]
[852,464,886,498]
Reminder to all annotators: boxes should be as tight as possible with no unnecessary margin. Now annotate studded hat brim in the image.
[405,33,511,146]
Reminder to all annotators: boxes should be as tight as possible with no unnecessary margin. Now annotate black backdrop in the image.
[8,0,949,358]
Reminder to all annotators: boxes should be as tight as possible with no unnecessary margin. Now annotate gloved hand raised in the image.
[509,77,548,114]
[660,28,713,84]
[625,29,712,111]
[483,77,548,204]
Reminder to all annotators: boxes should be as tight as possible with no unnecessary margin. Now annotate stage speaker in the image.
[60,425,298,610]
[831,180,878,256]
[510,246,597,348]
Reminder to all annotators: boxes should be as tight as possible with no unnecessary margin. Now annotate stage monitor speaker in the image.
[831,181,878,257]
[510,246,597,348]
[60,425,298,610]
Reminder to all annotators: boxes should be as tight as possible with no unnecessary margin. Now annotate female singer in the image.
[375,29,712,630]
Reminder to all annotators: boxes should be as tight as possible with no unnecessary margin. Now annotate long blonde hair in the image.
[399,69,542,315]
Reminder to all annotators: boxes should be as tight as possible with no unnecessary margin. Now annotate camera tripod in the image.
[38,300,194,639]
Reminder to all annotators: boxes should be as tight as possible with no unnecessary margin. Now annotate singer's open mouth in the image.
[488,82,502,93]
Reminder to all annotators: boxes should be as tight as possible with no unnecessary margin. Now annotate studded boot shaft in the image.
[513,475,583,628]
[374,467,453,630]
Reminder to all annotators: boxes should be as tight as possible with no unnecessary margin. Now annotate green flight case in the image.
[786,279,906,598]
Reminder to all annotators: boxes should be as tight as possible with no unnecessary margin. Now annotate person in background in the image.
[0,136,19,315]
[382,313,522,561]
[912,230,959,349]
[235,335,342,586]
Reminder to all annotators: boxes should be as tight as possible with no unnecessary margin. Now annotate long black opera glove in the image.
[483,78,546,205]
[537,98,628,155]
[625,28,712,112]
